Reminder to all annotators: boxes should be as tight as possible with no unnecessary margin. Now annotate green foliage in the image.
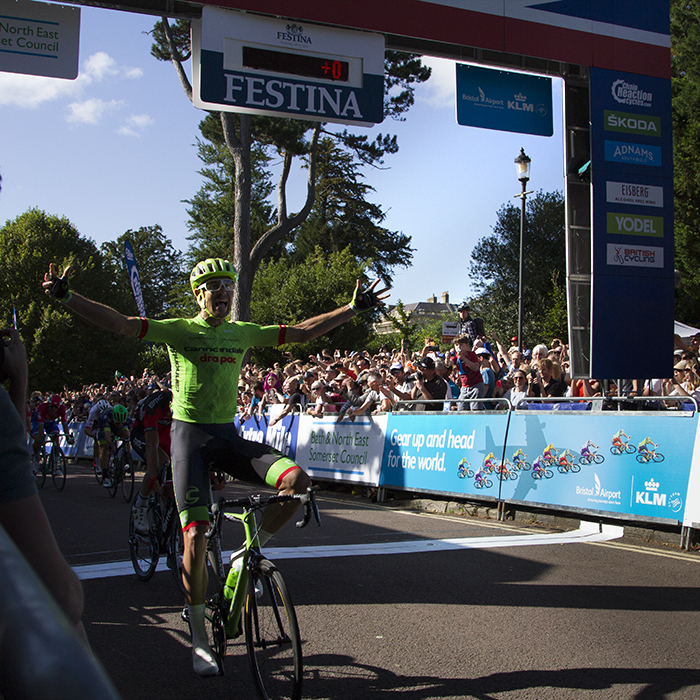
[290,137,414,284]
[0,209,142,390]
[671,0,700,325]
[249,247,375,366]
[185,113,277,263]
[468,190,566,347]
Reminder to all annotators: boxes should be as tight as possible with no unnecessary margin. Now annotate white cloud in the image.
[0,51,144,109]
[419,56,457,109]
[0,72,82,108]
[117,113,154,136]
[66,98,124,124]
[82,51,119,82]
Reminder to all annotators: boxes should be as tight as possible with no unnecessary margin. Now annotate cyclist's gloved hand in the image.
[66,434,75,445]
[43,263,72,300]
[349,279,390,314]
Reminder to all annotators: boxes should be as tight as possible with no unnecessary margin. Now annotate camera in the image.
[415,370,423,381]
[530,369,537,379]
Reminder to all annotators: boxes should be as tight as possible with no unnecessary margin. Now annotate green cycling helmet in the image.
[190,258,238,295]
[112,404,128,423]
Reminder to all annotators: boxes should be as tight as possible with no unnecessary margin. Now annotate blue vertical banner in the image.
[124,241,147,318]
[589,68,674,379]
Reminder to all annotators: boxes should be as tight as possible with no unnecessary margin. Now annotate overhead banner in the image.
[191,7,385,126]
[456,64,552,136]
[0,0,80,79]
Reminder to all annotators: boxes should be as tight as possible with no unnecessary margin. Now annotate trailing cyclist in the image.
[84,395,110,478]
[97,403,130,489]
[30,394,73,471]
[130,389,173,533]
[42,257,388,677]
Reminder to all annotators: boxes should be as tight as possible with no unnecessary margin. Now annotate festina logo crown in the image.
[645,478,659,491]
[286,23,304,35]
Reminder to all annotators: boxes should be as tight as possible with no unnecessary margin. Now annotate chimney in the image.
[441,292,449,304]
[427,294,437,304]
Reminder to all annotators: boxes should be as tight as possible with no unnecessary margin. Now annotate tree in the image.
[0,209,142,390]
[468,190,566,346]
[100,225,189,318]
[288,137,414,284]
[150,18,430,321]
[249,247,374,366]
[671,0,700,325]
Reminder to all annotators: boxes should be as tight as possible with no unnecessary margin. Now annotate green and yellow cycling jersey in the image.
[138,316,286,424]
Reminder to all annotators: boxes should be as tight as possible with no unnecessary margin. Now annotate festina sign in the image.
[191,7,385,126]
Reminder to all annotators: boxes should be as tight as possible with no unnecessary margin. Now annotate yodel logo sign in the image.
[607,213,663,238]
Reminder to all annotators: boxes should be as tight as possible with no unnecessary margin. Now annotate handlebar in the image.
[209,486,321,534]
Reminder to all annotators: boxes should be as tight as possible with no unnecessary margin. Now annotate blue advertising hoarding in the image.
[589,68,674,379]
[500,412,696,523]
[456,64,553,137]
[379,412,510,498]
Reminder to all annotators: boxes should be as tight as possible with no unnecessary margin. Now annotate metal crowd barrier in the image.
[0,526,121,699]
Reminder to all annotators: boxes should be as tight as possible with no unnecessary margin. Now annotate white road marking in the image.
[73,521,623,580]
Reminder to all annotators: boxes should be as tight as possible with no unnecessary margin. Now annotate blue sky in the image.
[0,5,566,308]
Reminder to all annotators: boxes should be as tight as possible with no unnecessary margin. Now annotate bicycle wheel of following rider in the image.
[246,558,302,700]
[128,496,160,581]
[168,519,186,596]
[34,453,46,489]
[107,455,119,498]
[120,450,135,503]
[92,453,104,484]
[51,447,67,492]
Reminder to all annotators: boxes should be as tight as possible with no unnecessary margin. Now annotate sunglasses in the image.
[198,279,235,292]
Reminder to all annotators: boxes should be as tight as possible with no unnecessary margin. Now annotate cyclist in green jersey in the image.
[43,258,388,676]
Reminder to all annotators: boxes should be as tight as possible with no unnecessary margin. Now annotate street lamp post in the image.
[514,148,533,356]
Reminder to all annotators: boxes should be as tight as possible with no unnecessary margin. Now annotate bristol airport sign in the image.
[191,7,385,126]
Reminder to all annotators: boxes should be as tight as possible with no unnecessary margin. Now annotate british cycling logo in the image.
[576,473,621,504]
[611,78,652,108]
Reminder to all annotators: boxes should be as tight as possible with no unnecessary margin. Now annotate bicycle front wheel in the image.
[35,454,46,489]
[52,449,67,491]
[121,453,135,502]
[245,558,302,700]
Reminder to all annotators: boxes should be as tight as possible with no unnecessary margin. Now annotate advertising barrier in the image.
[232,407,700,528]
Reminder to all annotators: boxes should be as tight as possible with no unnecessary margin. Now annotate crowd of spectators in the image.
[30,326,700,423]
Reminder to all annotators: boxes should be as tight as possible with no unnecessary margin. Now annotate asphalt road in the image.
[38,461,700,700]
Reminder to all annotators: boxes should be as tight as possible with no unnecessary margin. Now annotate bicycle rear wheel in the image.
[121,452,135,502]
[245,558,302,700]
[52,449,67,491]
[129,498,160,581]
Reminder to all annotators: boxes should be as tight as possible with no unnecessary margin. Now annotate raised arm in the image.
[42,264,141,337]
[285,279,389,344]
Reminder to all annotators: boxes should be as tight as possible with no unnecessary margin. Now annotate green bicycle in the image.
[204,487,320,700]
